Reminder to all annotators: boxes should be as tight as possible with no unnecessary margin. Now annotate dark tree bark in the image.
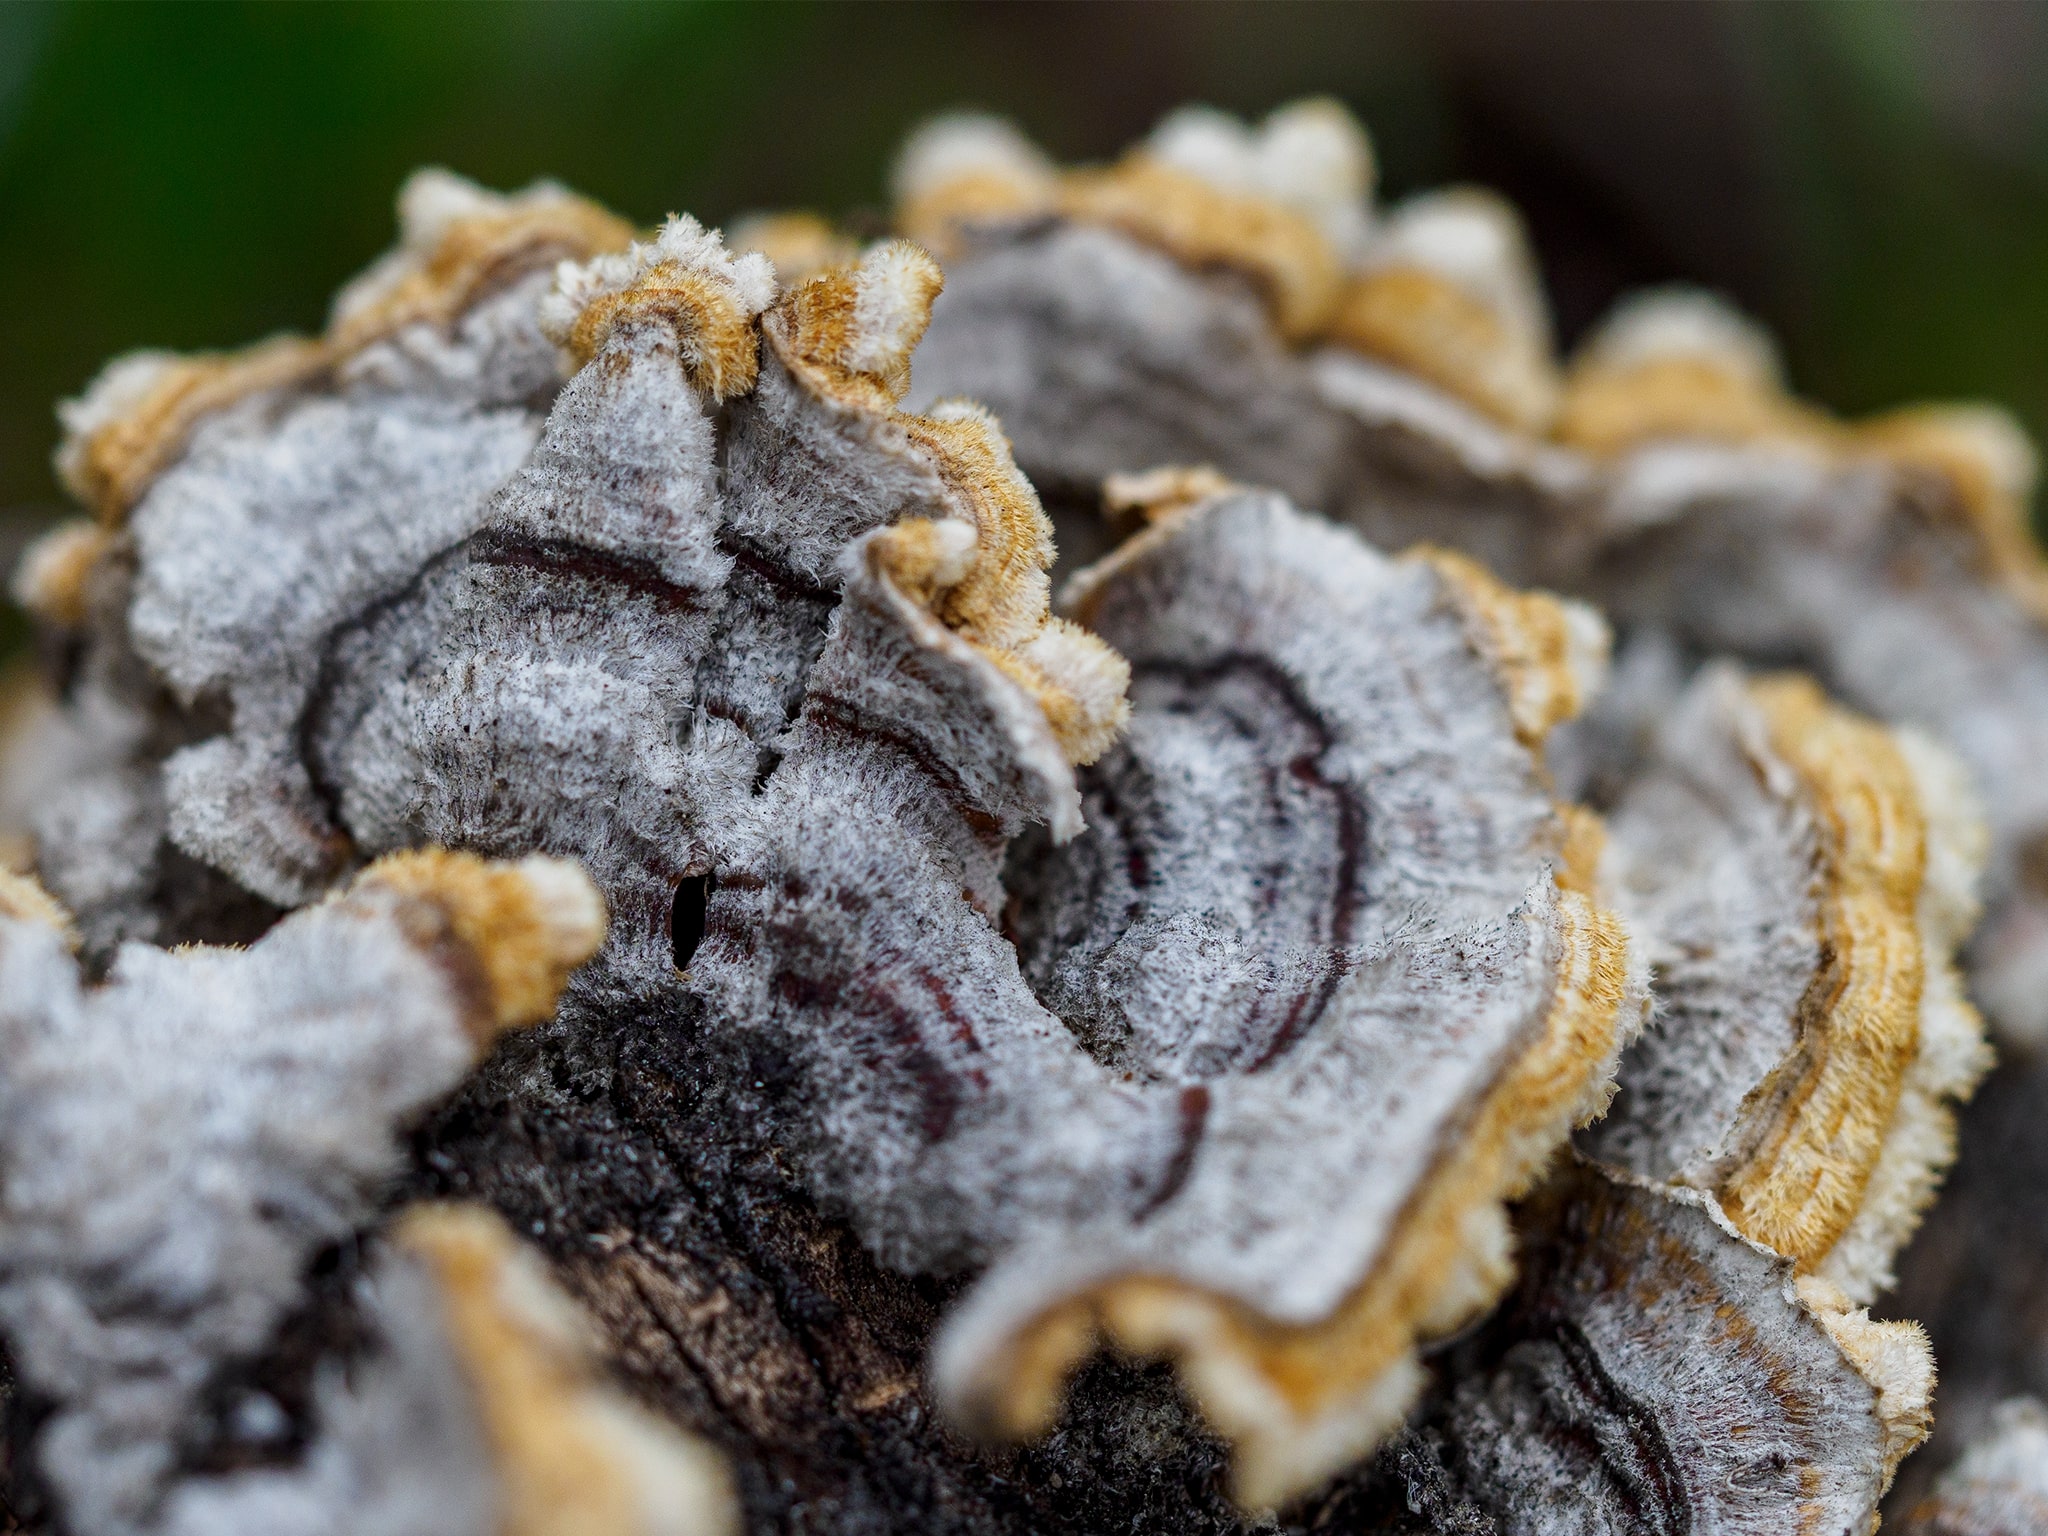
[406,994,1273,1536]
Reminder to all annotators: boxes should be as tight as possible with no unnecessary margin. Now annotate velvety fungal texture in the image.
[901,98,2048,1064]
[0,851,617,1536]
[928,486,1641,1507]
[1585,663,1990,1304]
[0,97,2032,1536]
[1355,1161,1923,1535]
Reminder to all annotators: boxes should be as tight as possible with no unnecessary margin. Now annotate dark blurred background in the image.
[5,0,2048,580]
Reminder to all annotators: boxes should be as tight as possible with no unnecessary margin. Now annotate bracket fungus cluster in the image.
[0,850,731,1536]
[0,96,2040,1536]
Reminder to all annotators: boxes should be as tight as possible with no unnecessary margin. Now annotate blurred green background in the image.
[5,0,2048,571]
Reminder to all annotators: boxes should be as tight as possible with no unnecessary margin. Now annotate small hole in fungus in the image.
[671,874,714,971]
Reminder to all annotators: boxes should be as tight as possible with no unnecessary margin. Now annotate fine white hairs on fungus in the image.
[12,171,1650,1512]
[1361,1159,1933,1533]
[862,484,1643,1506]
[1559,289,2048,1055]
[1583,663,1991,1304]
[894,101,1594,588]
[893,102,2048,1062]
[22,169,633,952]
[0,850,627,1536]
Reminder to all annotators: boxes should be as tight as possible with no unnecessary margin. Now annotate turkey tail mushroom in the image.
[0,850,633,1536]
[893,486,1642,1507]
[1583,663,1991,1304]
[9,114,2044,1536]
[1354,1160,1932,1535]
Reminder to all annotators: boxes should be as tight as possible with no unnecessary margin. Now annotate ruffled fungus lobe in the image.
[897,101,2048,1060]
[1058,158,1343,345]
[538,214,776,394]
[52,336,330,527]
[1414,544,1609,751]
[146,1204,734,1536]
[868,485,1642,1506]
[907,100,1373,345]
[395,1205,738,1536]
[1328,188,1560,435]
[29,184,1131,995]
[363,223,1122,1015]
[894,104,1355,506]
[1894,1397,2048,1536]
[25,170,636,952]
[0,864,78,943]
[1557,291,2048,1049]
[328,171,639,355]
[892,113,1062,261]
[10,518,114,631]
[760,234,1127,759]
[363,847,610,1036]
[1551,285,1834,458]
[0,850,604,1536]
[1362,1161,1931,1534]
[896,101,1594,589]
[1584,665,1990,1302]
[57,172,633,527]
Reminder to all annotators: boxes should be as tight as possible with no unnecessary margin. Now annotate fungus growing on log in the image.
[0,850,714,1536]
[0,101,2036,1536]
[1345,1160,1933,1534]
[855,484,1640,1506]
